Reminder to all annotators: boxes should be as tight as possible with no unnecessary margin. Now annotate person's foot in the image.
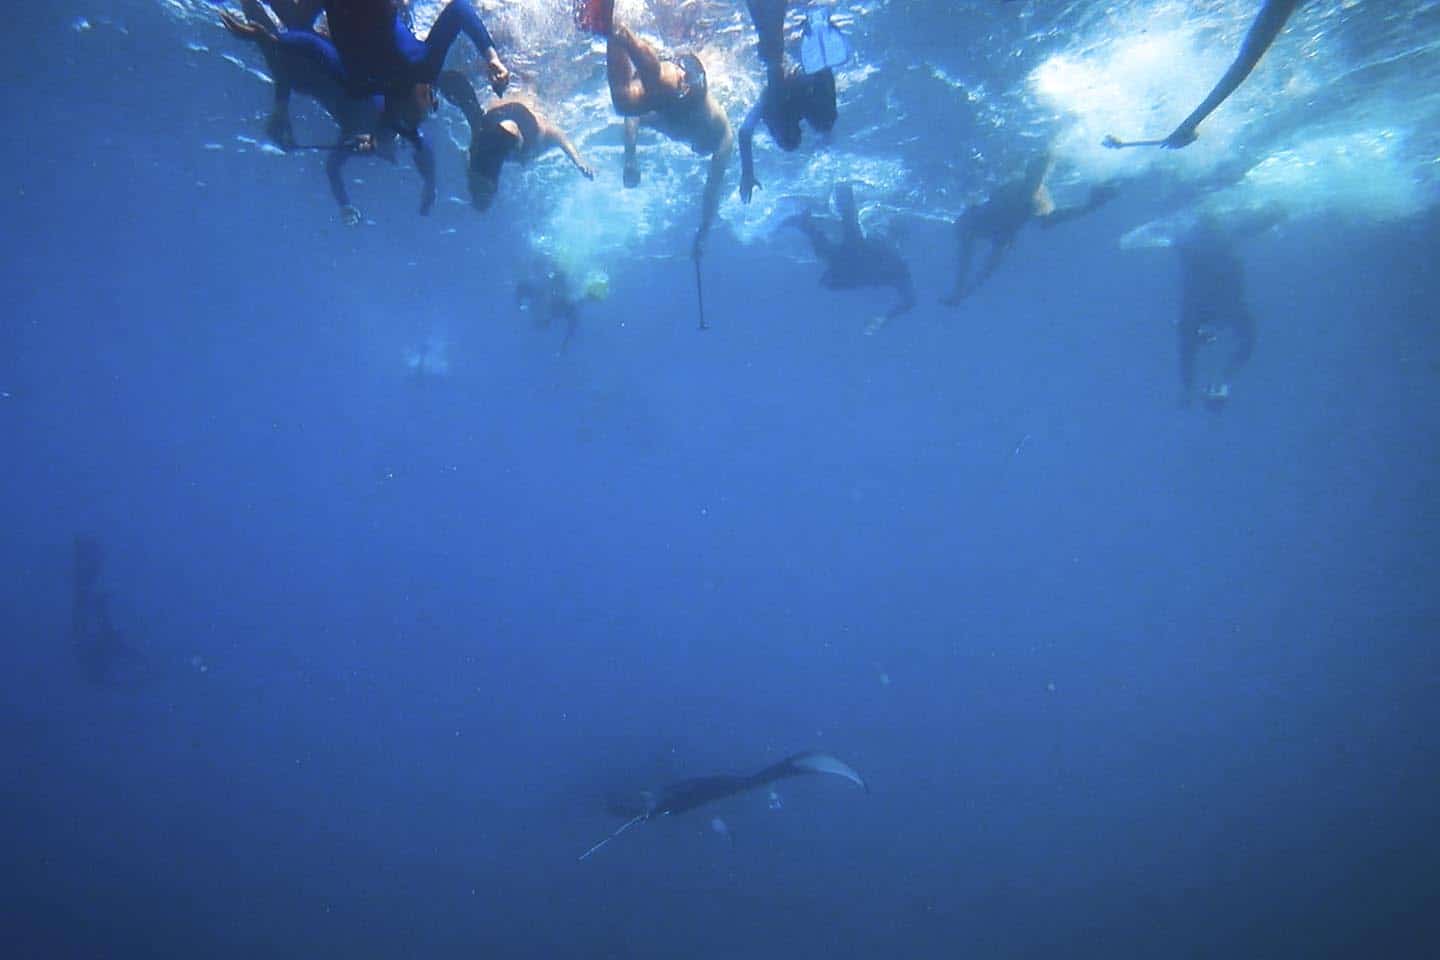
[576,0,614,36]
[623,155,641,188]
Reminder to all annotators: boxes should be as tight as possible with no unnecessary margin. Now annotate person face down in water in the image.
[766,66,837,151]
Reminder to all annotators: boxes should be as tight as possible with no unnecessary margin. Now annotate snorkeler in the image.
[943,154,1117,305]
[272,0,509,101]
[737,1,847,204]
[326,82,440,224]
[221,6,440,224]
[1103,0,1304,150]
[432,71,594,213]
[1169,207,1282,410]
[581,750,867,861]
[783,182,915,333]
[576,0,734,261]
[515,258,609,354]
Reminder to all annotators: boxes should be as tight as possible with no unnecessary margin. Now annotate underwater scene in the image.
[3,0,1439,956]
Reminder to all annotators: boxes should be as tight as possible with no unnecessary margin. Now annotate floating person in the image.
[1103,0,1305,150]
[326,82,440,224]
[576,0,734,262]
[220,5,441,224]
[71,535,134,685]
[737,1,846,204]
[515,258,610,354]
[219,0,367,151]
[432,71,595,213]
[1168,207,1282,410]
[943,154,1117,305]
[783,182,914,333]
[272,0,510,101]
[580,750,867,861]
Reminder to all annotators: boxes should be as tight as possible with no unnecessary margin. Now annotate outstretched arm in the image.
[1037,182,1118,228]
[326,148,359,225]
[407,130,437,216]
[738,100,762,202]
[1162,0,1303,148]
[538,118,594,179]
[694,123,735,259]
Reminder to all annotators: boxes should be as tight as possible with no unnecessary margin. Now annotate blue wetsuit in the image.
[277,0,498,97]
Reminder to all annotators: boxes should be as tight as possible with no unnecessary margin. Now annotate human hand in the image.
[623,156,640,188]
[577,160,595,180]
[340,205,362,227]
[740,173,760,203]
[486,51,510,96]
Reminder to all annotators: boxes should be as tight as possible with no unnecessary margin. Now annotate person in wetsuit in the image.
[737,0,841,203]
[943,154,1116,305]
[1104,0,1304,149]
[220,5,440,223]
[220,0,370,150]
[577,0,734,261]
[784,182,914,333]
[515,258,607,354]
[432,71,594,212]
[271,0,510,100]
[1171,207,1281,410]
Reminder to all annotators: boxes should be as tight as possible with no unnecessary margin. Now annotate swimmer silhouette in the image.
[1104,0,1304,149]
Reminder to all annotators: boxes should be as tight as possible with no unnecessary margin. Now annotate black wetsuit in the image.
[946,163,1115,303]
[1176,228,1255,406]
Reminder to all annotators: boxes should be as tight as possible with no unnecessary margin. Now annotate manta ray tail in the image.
[578,814,645,861]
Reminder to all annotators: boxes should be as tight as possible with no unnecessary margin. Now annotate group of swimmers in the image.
[216,0,1303,408]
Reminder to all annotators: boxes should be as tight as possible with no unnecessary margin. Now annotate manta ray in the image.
[580,750,868,861]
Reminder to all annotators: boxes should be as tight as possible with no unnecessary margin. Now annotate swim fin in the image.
[799,6,851,75]
[575,0,613,36]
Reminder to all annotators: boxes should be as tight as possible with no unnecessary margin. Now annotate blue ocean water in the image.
[3,1,1439,956]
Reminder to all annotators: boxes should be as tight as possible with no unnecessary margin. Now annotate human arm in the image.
[693,122,734,260]
[622,116,640,188]
[1037,181,1118,228]
[326,147,361,225]
[403,128,437,216]
[1162,0,1302,148]
[539,118,594,180]
[738,100,762,202]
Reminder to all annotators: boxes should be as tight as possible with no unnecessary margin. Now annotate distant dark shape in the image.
[516,258,609,354]
[1174,220,1263,411]
[1103,0,1305,150]
[71,536,135,684]
[943,154,1117,305]
[784,182,915,333]
[580,750,867,860]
